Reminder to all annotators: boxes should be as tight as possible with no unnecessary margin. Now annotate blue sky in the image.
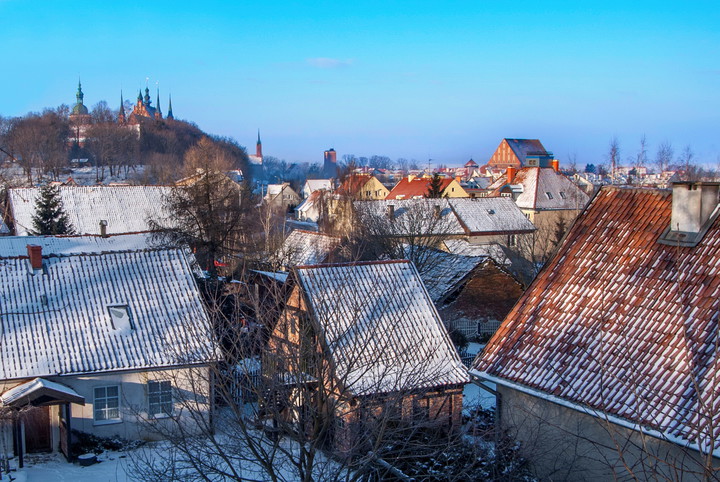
[1,1,718,167]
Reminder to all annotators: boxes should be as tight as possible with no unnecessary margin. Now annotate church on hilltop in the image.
[119,85,174,125]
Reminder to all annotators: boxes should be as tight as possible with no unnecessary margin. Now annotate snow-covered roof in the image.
[295,260,469,396]
[303,179,333,193]
[0,233,157,257]
[487,167,590,210]
[442,239,508,265]
[1,378,84,406]
[8,186,174,236]
[407,246,485,303]
[475,186,720,455]
[277,230,340,267]
[266,184,285,196]
[0,245,215,380]
[448,198,536,234]
[355,199,465,236]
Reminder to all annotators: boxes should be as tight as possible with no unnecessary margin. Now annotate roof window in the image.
[108,305,135,331]
[559,192,567,199]
[545,192,554,200]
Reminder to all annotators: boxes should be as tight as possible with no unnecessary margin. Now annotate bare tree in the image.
[656,141,674,174]
[607,137,621,182]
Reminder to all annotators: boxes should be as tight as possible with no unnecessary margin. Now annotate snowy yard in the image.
[1,449,132,482]
[463,342,496,412]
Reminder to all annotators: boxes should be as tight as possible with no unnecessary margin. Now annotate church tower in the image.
[256,130,262,158]
[69,79,91,146]
[167,95,174,120]
[118,91,126,124]
[155,88,162,119]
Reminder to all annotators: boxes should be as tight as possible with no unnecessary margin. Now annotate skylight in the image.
[108,305,135,331]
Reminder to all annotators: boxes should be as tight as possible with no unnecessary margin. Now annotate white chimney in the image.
[671,182,719,233]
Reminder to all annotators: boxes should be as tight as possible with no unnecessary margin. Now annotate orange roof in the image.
[336,174,372,196]
[475,186,720,452]
[386,176,453,200]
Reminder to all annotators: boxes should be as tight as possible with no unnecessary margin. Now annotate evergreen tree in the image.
[425,173,445,198]
[31,184,75,235]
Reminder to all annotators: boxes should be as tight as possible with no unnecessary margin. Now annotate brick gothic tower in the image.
[323,148,337,178]
[256,130,262,158]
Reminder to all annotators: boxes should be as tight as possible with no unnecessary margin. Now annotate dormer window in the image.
[108,305,135,331]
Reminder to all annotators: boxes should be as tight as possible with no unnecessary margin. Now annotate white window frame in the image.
[94,385,121,424]
[148,380,173,418]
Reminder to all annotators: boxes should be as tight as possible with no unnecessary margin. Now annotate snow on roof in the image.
[406,246,485,303]
[8,185,174,236]
[266,184,285,196]
[448,198,535,234]
[475,186,720,454]
[0,247,215,380]
[304,179,333,192]
[251,269,289,283]
[1,378,83,405]
[0,233,157,258]
[295,260,469,396]
[277,230,340,267]
[355,199,465,236]
[442,239,508,265]
[487,167,590,210]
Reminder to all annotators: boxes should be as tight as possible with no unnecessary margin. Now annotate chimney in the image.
[551,159,560,172]
[455,176,462,183]
[27,245,42,270]
[670,182,720,234]
[99,219,108,238]
[387,204,395,219]
[506,166,517,183]
[407,174,416,182]
[434,204,441,219]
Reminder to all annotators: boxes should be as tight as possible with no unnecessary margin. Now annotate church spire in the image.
[256,129,263,158]
[155,87,162,118]
[137,89,143,104]
[118,90,126,123]
[76,79,84,105]
[143,86,151,106]
[167,94,174,120]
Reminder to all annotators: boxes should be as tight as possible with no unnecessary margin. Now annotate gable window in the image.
[559,191,567,199]
[94,385,120,422]
[148,380,173,417]
[545,192,554,200]
[108,305,134,331]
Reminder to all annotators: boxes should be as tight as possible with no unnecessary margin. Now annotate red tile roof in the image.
[336,174,373,196]
[475,186,720,453]
[386,176,453,200]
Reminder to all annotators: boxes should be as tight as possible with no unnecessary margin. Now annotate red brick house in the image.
[487,138,548,169]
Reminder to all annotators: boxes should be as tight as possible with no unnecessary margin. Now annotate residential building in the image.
[267,260,469,452]
[335,174,388,200]
[385,174,469,200]
[487,138,549,170]
[0,234,215,462]
[486,161,590,260]
[264,183,301,212]
[274,229,340,268]
[301,179,333,199]
[7,185,174,236]
[473,183,720,480]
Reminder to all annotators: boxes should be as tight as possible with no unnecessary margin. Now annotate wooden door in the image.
[22,406,52,453]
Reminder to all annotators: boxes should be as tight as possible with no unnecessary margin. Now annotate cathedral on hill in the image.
[120,86,174,125]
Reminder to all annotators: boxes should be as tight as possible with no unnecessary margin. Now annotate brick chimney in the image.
[27,245,42,270]
[434,204,441,219]
[506,166,517,184]
[551,159,560,172]
[386,204,395,219]
[670,182,719,233]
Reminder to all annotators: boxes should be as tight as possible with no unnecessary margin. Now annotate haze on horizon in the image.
[1,0,718,168]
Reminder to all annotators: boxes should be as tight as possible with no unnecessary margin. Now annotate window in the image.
[108,305,134,330]
[508,234,518,247]
[94,385,120,422]
[545,192,554,200]
[148,380,173,416]
[559,191,567,199]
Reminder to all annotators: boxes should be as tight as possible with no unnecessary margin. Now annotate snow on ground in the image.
[1,450,131,482]
[463,342,495,412]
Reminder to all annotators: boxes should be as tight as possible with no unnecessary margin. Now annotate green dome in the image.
[71,103,89,115]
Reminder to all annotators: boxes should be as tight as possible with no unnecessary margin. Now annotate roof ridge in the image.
[295,259,410,270]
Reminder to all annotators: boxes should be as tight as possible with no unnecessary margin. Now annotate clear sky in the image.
[1,1,718,167]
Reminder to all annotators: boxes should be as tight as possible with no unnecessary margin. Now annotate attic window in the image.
[487,209,495,215]
[108,305,135,331]
[545,192,554,200]
[559,191,567,199]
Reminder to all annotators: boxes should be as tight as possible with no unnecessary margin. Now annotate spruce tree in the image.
[31,184,75,235]
[425,173,446,198]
